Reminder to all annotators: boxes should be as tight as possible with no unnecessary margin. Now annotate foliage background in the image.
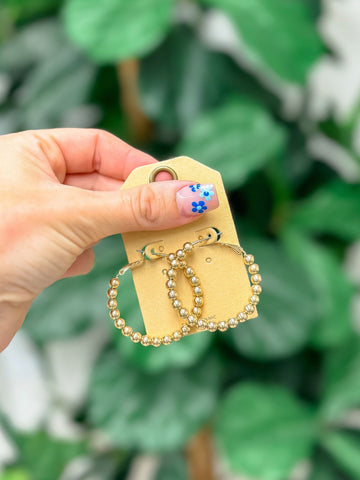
[1,0,360,479]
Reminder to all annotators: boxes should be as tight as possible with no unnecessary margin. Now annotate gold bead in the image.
[166,279,176,289]
[185,267,194,278]
[187,315,197,326]
[132,332,142,343]
[152,337,162,347]
[192,306,202,317]
[207,321,217,332]
[167,253,176,263]
[250,295,259,305]
[163,335,173,345]
[107,298,117,309]
[252,285,262,295]
[193,286,202,296]
[197,319,207,330]
[109,278,120,288]
[251,274,262,284]
[168,289,177,299]
[114,318,125,329]
[179,260,186,268]
[237,312,248,322]
[245,304,255,315]
[167,269,176,278]
[228,318,238,328]
[176,249,185,259]
[110,309,120,319]
[122,326,133,337]
[181,325,190,335]
[194,296,203,307]
[249,264,259,274]
[172,299,182,309]
[183,242,193,253]
[179,308,188,318]
[171,259,180,269]
[218,321,228,332]
[107,288,117,298]
[173,331,182,341]
[244,254,254,265]
[191,276,199,286]
[141,335,151,346]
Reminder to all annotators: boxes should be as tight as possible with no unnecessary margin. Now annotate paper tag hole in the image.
[159,246,164,252]
[206,257,212,263]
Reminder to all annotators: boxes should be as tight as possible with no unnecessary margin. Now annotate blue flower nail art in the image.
[192,201,207,214]
[189,184,201,192]
[199,185,215,201]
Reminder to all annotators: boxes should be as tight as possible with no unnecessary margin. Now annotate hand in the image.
[0,128,219,351]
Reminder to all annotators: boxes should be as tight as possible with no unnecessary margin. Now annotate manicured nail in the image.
[176,183,219,216]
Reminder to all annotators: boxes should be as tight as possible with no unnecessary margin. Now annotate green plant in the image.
[1,0,360,479]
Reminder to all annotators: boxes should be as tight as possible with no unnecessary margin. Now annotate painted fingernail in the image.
[176,183,219,217]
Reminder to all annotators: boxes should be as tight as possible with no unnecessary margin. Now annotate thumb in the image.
[68,181,219,241]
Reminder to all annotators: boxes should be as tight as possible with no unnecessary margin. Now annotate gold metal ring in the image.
[149,165,178,183]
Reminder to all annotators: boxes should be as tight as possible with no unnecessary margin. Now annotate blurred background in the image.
[1,0,360,479]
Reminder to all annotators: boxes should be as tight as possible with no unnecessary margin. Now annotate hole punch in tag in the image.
[120,157,257,337]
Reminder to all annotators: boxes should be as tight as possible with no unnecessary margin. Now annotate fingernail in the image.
[176,183,219,217]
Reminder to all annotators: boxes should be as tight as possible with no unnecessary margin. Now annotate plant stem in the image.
[185,427,216,480]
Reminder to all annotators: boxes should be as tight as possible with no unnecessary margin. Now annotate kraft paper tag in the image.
[121,156,257,337]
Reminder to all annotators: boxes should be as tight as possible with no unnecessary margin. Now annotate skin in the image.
[0,128,202,352]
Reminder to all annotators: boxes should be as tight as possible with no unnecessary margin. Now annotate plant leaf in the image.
[201,0,323,84]
[176,96,286,190]
[215,382,316,480]
[321,431,360,479]
[63,0,175,62]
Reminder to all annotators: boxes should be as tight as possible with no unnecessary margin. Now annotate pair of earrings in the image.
[106,233,261,347]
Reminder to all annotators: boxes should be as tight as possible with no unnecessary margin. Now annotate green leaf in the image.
[0,469,29,480]
[215,382,317,480]
[15,431,86,480]
[282,229,355,349]
[321,338,360,423]
[321,431,360,479]
[25,237,125,342]
[155,453,188,480]
[3,0,60,23]
[290,181,360,242]
[201,0,323,84]
[88,349,220,452]
[176,96,286,190]
[63,0,175,63]
[229,236,316,359]
[139,25,238,132]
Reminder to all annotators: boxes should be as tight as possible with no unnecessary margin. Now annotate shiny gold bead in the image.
[109,278,120,288]
[171,259,180,269]
[173,331,182,341]
[251,274,262,284]
[167,253,176,263]
[249,264,259,274]
[132,332,142,343]
[107,288,117,298]
[168,289,177,299]
[207,321,217,332]
[166,279,176,289]
[194,296,203,307]
[228,318,238,328]
[163,335,173,345]
[167,269,176,278]
[179,260,186,268]
[107,298,117,309]
[114,318,125,329]
[245,304,255,315]
[252,285,262,295]
[183,242,193,253]
[173,299,182,309]
[185,267,194,278]
[237,312,248,322]
[250,295,259,305]
[191,276,199,286]
[197,319,207,330]
[244,254,254,265]
[110,309,120,319]
[122,326,133,337]
[187,315,197,326]
[152,337,162,347]
[192,306,202,317]
[176,249,185,259]
[193,286,202,296]
[218,321,228,332]
[179,308,188,318]
[141,335,151,346]
[181,325,190,335]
